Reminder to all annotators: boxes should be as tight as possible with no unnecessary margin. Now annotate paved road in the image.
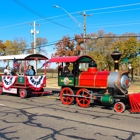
[0,94,140,140]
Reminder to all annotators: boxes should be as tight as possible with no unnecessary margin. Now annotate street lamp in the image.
[53,5,91,55]
[53,5,83,31]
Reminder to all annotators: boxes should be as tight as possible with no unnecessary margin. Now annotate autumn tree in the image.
[54,35,84,57]
[87,30,116,70]
[86,31,140,71]
[0,40,6,56]
[4,38,28,55]
[29,37,47,54]
[112,34,139,60]
[112,33,140,70]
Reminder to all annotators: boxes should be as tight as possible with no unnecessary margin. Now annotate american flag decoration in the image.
[41,60,51,68]
[13,57,20,69]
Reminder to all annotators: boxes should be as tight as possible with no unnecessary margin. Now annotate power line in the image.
[13,0,79,32]
[0,3,140,32]
[89,22,140,29]
[84,2,140,12]
[1,2,140,30]
[2,35,140,54]
[91,7,140,16]
[0,37,75,53]
[5,13,140,38]
[1,17,140,33]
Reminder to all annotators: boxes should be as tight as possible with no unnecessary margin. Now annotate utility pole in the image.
[29,21,40,73]
[79,11,92,55]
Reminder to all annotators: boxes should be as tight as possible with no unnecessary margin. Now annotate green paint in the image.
[75,77,78,85]
[17,76,25,84]
[58,76,74,86]
[0,76,2,82]
[101,94,114,104]
[79,57,92,63]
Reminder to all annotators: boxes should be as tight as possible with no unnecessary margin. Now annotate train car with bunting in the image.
[0,54,50,98]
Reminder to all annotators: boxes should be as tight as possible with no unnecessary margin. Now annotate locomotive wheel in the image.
[114,102,125,113]
[19,89,27,98]
[76,89,91,108]
[0,87,3,95]
[60,87,74,105]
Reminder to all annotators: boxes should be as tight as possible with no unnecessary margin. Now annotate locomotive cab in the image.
[60,57,94,87]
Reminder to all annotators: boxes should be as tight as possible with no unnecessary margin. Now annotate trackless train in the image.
[49,51,131,113]
[0,52,139,113]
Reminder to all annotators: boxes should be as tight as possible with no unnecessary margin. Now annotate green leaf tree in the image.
[87,30,116,70]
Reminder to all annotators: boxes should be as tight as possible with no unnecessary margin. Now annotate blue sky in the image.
[1,0,140,68]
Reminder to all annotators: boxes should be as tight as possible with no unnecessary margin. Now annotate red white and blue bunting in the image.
[2,76,18,90]
[26,76,46,91]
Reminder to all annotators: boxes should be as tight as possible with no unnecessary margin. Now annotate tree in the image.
[112,33,140,69]
[13,38,28,54]
[54,35,84,56]
[29,37,47,54]
[4,39,28,55]
[86,31,140,71]
[87,30,116,70]
[0,40,6,56]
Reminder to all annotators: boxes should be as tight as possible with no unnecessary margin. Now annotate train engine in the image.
[50,52,133,113]
[75,60,130,112]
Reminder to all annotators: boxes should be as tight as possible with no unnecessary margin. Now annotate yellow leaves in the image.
[0,40,6,53]
[87,31,140,70]
[1,39,28,55]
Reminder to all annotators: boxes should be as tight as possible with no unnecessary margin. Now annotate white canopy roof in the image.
[0,54,31,60]
[0,54,48,61]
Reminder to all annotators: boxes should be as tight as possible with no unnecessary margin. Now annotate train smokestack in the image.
[111,51,122,72]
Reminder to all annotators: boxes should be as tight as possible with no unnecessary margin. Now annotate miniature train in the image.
[49,51,139,113]
[0,52,139,113]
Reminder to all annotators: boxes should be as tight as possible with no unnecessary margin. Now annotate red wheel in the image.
[0,87,3,95]
[114,102,125,113]
[76,89,91,108]
[60,87,74,105]
[19,89,27,98]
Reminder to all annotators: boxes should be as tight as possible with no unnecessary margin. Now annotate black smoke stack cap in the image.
[111,51,122,72]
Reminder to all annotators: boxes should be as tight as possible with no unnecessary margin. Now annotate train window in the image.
[79,63,89,71]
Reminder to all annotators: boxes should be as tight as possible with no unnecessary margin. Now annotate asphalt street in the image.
[0,93,140,140]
